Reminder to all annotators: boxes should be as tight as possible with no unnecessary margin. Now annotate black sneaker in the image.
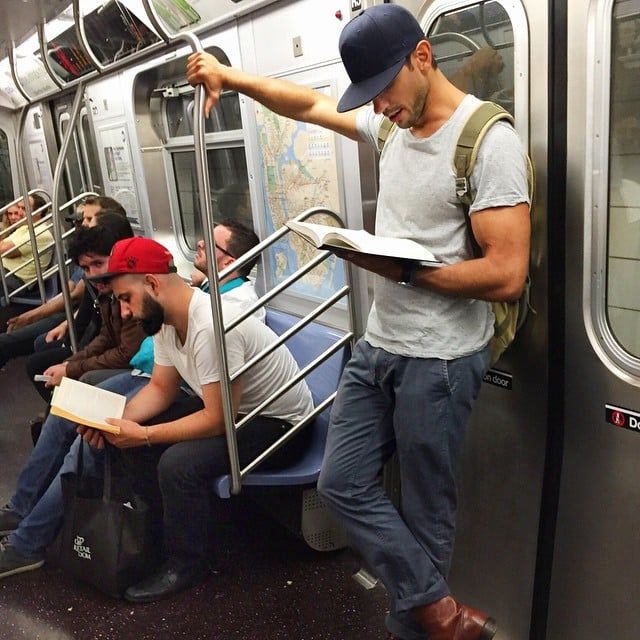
[0,505,21,536]
[0,540,44,579]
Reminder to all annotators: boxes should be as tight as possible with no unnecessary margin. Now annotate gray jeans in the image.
[318,338,490,640]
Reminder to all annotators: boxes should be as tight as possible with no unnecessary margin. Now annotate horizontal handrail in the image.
[236,332,354,432]
[215,207,357,495]
[1,258,69,299]
[240,393,338,479]
[223,250,333,333]
[0,191,50,216]
[230,287,349,381]
[0,204,51,239]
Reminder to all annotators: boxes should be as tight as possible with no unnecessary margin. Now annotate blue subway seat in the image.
[9,273,60,307]
[212,308,350,499]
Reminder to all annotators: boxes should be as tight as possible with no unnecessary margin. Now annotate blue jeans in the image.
[8,372,149,556]
[0,313,64,366]
[317,339,490,640]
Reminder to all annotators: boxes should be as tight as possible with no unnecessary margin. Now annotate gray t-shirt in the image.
[356,94,529,359]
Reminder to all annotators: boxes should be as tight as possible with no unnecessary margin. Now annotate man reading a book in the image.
[186,5,530,640]
[72,237,312,602]
[0,224,272,582]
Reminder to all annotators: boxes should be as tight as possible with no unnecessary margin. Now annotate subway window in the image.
[162,46,249,251]
[172,147,250,250]
[607,0,640,357]
[0,129,13,207]
[427,1,515,115]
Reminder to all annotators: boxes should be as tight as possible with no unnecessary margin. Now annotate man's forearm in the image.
[186,52,360,141]
[146,408,222,445]
[123,380,177,425]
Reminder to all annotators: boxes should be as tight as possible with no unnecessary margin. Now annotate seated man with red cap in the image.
[0,237,313,605]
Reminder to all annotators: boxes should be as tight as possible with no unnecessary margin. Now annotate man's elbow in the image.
[496,272,527,302]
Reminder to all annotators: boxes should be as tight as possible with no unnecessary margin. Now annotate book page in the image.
[50,377,126,434]
[287,221,441,264]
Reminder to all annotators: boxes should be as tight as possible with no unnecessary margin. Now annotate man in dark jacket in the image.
[27,216,145,403]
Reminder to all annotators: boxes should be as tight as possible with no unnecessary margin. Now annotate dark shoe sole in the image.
[0,558,44,579]
[480,617,498,640]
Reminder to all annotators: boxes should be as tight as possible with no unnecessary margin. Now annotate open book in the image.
[50,377,126,434]
[285,220,441,266]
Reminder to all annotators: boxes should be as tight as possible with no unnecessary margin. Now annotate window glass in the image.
[607,0,640,356]
[82,0,160,66]
[428,1,514,114]
[60,115,88,195]
[80,112,103,192]
[172,147,250,250]
[163,48,242,138]
[165,90,242,138]
[0,129,13,208]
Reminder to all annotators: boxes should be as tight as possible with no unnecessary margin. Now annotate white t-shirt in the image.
[153,288,313,424]
[222,279,265,323]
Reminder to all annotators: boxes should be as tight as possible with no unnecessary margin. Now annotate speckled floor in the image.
[0,356,390,640]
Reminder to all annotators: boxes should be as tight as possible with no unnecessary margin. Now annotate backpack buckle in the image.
[455,177,469,198]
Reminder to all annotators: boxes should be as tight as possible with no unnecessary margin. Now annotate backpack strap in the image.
[454,101,514,207]
[377,117,397,153]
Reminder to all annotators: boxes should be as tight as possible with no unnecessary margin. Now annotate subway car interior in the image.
[0,0,638,638]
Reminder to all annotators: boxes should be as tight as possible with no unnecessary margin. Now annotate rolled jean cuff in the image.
[395,582,450,614]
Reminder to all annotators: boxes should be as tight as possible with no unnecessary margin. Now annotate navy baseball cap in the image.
[337,4,425,113]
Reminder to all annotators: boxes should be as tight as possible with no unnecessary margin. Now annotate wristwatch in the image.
[398,261,419,286]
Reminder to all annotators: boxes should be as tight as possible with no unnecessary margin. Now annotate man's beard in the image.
[140,293,165,336]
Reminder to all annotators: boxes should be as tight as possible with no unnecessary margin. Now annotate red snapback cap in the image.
[90,236,177,281]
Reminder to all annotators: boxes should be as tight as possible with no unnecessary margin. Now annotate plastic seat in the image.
[212,308,350,499]
[9,272,60,306]
[8,252,60,307]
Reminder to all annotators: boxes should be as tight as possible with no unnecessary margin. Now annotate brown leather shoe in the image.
[412,596,497,640]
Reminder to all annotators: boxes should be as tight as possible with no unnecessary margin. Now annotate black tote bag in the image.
[59,444,157,598]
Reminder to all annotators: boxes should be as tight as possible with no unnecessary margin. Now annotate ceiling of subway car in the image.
[0,0,71,52]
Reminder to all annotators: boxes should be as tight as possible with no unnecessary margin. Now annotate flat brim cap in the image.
[89,236,176,282]
[337,5,425,113]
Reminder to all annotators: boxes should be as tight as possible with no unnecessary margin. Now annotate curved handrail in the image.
[429,31,481,53]
[7,45,31,103]
[0,189,51,216]
[212,206,357,495]
[0,187,50,302]
[0,191,96,305]
[50,84,87,352]
[13,107,48,301]
[37,21,64,90]
[72,0,105,73]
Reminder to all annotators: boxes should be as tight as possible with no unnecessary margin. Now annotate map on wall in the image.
[255,93,346,300]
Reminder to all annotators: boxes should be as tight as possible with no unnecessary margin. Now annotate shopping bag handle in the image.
[74,438,112,503]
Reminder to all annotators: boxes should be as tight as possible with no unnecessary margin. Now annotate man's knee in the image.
[317,460,350,507]
[157,446,191,492]
[38,415,78,447]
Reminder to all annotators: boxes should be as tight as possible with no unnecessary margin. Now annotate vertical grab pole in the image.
[15,106,47,302]
[51,83,86,353]
[174,33,242,495]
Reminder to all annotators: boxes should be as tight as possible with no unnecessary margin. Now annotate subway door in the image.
[0,109,18,202]
[417,1,549,638]
[20,104,56,197]
[547,1,640,638]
